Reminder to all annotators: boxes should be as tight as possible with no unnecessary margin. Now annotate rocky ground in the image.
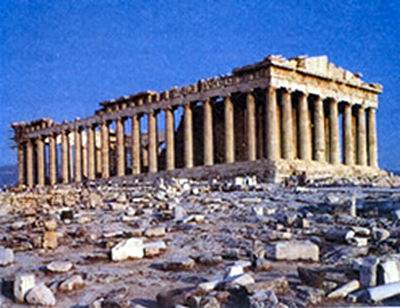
[1,176,400,307]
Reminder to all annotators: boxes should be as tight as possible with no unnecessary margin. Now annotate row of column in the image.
[265,87,378,167]
[17,86,378,187]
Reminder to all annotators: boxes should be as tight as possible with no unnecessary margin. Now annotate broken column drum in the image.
[11,55,382,187]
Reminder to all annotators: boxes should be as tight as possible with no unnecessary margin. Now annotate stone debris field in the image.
[1,176,400,307]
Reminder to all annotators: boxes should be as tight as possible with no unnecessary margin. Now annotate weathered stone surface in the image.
[25,283,56,306]
[158,255,195,271]
[0,246,14,266]
[267,241,319,262]
[366,281,400,303]
[378,259,400,284]
[360,256,379,287]
[14,273,35,303]
[58,275,85,292]
[42,231,58,249]
[46,261,73,273]
[327,280,360,299]
[143,240,167,257]
[144,226,166,238]
[111,238,144,261]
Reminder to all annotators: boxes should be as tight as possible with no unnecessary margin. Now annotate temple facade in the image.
[11,55,383,188]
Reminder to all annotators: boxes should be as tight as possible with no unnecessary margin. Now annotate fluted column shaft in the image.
[36,138,45,186]
[17,143,25,186]
[329,99,340,164]
[314,96,325,162]
[87,126,96,180]
[61,131,69,184]
[224,95,235,163]
[246,92,256,161]
[148,112,158,173]
[26,139,34,188]
[343,103,354,165]
[74,128,82,182]
[49,134,57,185]
[165,109,175,171]
[281,89,293,159]
[184,104,194,168]
[357,106,367,166]
[203,99,214,166]
[367,108,378,167]
[101,122,110,178]
[116,118,125,176]
[298,92,311,160]
[131,115,141,174]
[266,86,279,160]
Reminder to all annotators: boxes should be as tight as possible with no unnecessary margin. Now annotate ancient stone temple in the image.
[11,55,383,188]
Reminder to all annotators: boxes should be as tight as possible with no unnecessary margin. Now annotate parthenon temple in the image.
[11,55,383,188]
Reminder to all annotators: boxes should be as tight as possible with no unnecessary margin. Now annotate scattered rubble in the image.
[0,177,399,306]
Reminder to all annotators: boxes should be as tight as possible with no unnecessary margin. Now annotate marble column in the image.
[26,139,34,188]
[101,121,110,178]
[116,118,125,176]
[203,99,214,166]
[343,103,354,166]
[36,137,45,186]
[69,133,74,180]
[224,95,235,163]
[329,99,340,164]
[246,92,256,161]
[314,96,325,162]
[148,111,158,173]
[357,106,367,166]
[281,89,293,160]
[266,86,279,160]
[87,125,96,180]
[131,115,141,174]
[165,108,175,171]
[17,143,25,186]
[74,128,82,182]
[367,107,378,167]
[184,104,194,168]
[61,131,69,184]
[298,92,311,160]
[49,134,57,185]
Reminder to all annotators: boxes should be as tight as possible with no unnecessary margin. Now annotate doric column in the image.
[101,121,110,178]
[61,131,69,184]
[26,139,34,188]
[266,86,279,160]
[49,134,57,186]
[69,134,74,180]
[329,99,340,164]
[148,111,158,173]
[224,95,235,163]
[246,92,256,161]
[165,108,175,171]
[116,118,125,176]
[357,106,367,166]
[184,104,194,168]
[131,115,141,174]
[281,89,293,160]
[343,103,354,166]
[74,128,82,182]
[313,96,325,162]
[367,107,378,167]
[298,92,311,160]
[17,143,25,186]
[203,99,214,166]
[36,137,45,186]
[87,125,96,180]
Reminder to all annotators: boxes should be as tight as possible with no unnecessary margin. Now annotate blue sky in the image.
[1,0,399,170]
